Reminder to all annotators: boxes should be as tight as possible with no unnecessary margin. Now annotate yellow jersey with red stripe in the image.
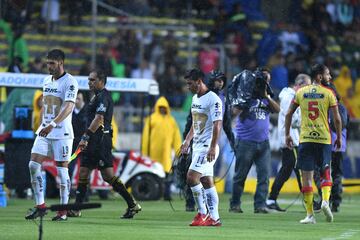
[294,84,337,144]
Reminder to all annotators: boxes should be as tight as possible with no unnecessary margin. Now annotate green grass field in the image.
[0,193,359,240]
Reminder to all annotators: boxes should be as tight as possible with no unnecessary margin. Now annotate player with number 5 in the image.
[285,64,342,224]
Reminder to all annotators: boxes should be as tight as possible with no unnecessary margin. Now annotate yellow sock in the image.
[322,186,331,202]
[303,192,314,215]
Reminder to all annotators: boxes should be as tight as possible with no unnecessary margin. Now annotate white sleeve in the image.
[64,76,78,102]
[210,95,223,122]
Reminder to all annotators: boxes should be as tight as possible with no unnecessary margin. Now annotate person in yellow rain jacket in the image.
[141,96,182,200]
[32,90,43,131]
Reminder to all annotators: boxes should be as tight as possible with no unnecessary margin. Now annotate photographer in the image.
[229,68,280,214]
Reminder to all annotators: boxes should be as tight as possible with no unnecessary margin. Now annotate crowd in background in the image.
[0,0,360,115]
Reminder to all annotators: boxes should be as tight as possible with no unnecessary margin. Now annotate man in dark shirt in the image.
[68,69,141,219]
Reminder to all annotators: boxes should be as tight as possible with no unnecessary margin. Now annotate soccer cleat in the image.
[331,205,339,213]
[300,215,316,224]
[121,203,142,219]
[25,206,47,220]
[229,205,243,213]
[266,201,286,212]
[189,213,209,226]
[203,217,222,227]
[52,211,68,221]
[321,201,333,222]
[67,210,82,217]
[254,207,270,214]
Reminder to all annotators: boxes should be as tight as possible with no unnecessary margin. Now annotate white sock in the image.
[190,183,207,215]
[29,161,44,206]
[57,167,70,205]
[205,187,219,220]
[266,199,275,205]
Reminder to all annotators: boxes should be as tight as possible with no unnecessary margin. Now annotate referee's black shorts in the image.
[81,133,113,170]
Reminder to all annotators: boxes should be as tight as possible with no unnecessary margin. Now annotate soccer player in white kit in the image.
[181,69,223,226]
[25,49,78,221]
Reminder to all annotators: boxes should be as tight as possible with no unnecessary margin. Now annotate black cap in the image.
[184,68,205,81]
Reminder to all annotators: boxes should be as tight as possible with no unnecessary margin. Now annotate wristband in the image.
[81,134,90,141]
[49,121,57,128]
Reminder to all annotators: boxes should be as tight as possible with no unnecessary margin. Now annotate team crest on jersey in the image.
[96,103,106,112]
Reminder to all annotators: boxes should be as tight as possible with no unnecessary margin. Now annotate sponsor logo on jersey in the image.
[303,131,327,141]
[304,92,324,99]
[96,103,106,112]
[69,85,75,91]
[44,88,59,93]
[192,104,202,109]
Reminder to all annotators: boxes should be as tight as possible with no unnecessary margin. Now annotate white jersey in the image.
[191,91,222,150]
[277,87,301,148]
[36,73,78,139]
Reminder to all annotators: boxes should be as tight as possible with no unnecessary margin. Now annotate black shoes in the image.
[266,201,286,212]
[229,205,243,213]
[67,210,82,217]
[25,207,47,220]
[254,207,270,214]
[331,204,339,213]
[121,203,142,219]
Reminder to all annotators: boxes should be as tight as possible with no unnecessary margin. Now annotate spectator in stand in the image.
[41,0,60,33]
[96,45,113,77]
[198,45,219,74]
[7,56,23,73]
[130,59,154,79]
[28,57,45,74]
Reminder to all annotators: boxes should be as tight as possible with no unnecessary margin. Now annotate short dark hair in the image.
[92,69,107,85]
[47,49,65,61]
[184,68,205,81]
[310,64,327,80]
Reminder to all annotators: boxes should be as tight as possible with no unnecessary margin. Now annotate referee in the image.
[68,69,141,219]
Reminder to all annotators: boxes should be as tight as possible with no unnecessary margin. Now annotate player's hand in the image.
[78,139,88,151]
[207,147,216,162]
[285,135,294,149]
[39,124,53,137]
[181,140,190,155]
[334,137,342,151]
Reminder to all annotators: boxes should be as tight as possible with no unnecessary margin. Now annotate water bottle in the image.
[0,185,7,207]
[0,163,4,184]
[0,163,5,207]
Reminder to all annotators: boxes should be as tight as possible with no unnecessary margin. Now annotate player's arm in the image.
[331,105,342,150]
[285,102,298,148]
[181,125,194,155]
[38,101,75,137]
[207,120,222,162]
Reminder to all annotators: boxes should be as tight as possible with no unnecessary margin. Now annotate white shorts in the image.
[31,136,73,161]
[189,145,219,177]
